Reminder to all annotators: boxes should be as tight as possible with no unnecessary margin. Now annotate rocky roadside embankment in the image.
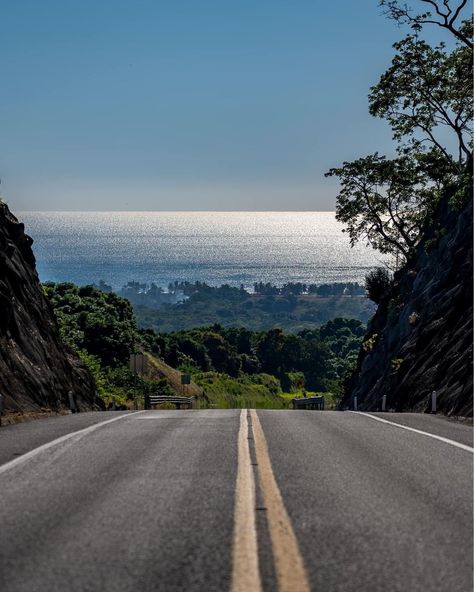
[0,202,96,417]
[344,196,473,417]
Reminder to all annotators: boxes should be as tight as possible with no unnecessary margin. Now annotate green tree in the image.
[44,282,137,366]
[326,154,437,260]
[369,32,473,170]
[326,3,472,262]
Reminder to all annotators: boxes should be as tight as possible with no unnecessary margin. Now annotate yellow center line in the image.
[231,409,263,592]
[250,409,311,592]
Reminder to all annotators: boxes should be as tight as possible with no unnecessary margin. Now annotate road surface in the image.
[0,410,472,592]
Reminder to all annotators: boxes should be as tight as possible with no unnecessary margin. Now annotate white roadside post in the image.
[431,390,437,414]
[353,396,358,411]
[381,395,387,412]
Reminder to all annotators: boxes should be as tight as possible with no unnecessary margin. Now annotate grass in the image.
[191,374,339,410]
[193,372,289,409]
[145,353,203,397]
[135,358,341,411]
[279,390,339,409]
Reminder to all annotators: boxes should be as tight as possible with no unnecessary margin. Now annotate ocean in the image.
[19,211,386,290]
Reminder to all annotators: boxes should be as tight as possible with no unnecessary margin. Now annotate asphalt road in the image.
[0,410,472,592]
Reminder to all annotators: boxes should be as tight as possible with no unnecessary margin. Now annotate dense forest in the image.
[44,282,366,408]
[132,282,374,333]
[92,279,374,333]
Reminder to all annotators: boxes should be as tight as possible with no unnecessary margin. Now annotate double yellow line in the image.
[231,409,311,592]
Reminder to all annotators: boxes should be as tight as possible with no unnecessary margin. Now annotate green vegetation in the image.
[43,282,176,408]
[324,1,473,407]
[44,282,137,366]
[391,358,404,372]
[327,0,472,267]
[44,282,366,409]
[362,334,378,353]
[133,282,374,333]
[141,319,366,406]
[194,373,288,409]
[365,268,392,304]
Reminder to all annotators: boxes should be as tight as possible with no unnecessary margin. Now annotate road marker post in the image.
[353,396,358,411]
[431,390,437,414]
[381,395,387,412]
[144,393,150,410]
[68,390,77,413]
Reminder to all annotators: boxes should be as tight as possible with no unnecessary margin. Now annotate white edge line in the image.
[350,411,474,453]
[0,411,146,476]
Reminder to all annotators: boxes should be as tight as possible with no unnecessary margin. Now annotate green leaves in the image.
[327,4,472,263]
[365,268,392,304]
[369,33,472,168]
[44,282,138,366]
[326,153,439,260]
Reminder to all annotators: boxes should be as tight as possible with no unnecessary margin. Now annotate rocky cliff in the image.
[0,202,96,415]
[344,196,473,417]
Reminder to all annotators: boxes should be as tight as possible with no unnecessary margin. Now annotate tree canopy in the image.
[327,1,472,264]
[380,0,472,48]
[369,32,472,170]
[327,153,439,258]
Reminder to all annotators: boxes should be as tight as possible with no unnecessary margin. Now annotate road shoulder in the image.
[0,411,133,466]
[354,412,473,447]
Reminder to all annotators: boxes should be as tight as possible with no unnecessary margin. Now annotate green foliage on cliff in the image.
[333,1,473,412]
[365,268,392,304]
[43,282,137,367]
[44,282,173,407]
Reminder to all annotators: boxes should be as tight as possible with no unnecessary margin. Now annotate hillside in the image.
[0,203,95,416]
[145,353,203,398]
[344,196,473,416]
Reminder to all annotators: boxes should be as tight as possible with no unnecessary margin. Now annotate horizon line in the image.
[16,209,337,214]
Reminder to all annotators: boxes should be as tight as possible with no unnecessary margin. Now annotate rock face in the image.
[0,202,95,413]
[344,197,473,417]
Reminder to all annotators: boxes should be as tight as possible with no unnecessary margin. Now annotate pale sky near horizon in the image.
[0,1,435,211]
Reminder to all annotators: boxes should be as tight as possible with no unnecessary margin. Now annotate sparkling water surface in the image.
[19,212,385,289]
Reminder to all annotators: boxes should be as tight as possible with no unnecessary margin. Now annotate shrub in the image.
[365,268,391,304]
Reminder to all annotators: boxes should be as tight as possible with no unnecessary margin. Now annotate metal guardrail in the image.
[145,395,194,410]
[292,395,325,410]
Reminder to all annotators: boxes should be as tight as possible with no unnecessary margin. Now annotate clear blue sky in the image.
[2,1,409,210]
